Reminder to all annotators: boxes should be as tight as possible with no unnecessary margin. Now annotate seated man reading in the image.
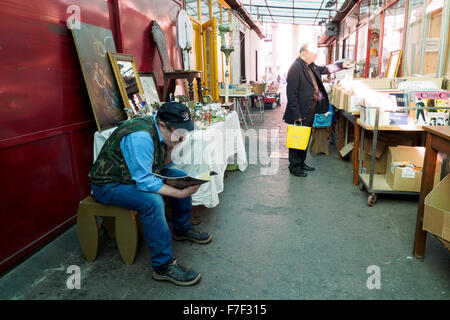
[89,102,212,286]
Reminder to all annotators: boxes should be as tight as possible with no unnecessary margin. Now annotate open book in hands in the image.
[155,171,218,190]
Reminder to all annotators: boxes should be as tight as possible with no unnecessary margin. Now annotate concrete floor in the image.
[1,98,449,300]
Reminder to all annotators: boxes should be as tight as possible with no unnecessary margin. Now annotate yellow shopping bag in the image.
[286,123,311,150]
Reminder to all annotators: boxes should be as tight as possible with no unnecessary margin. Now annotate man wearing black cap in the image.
[89,102,212,286]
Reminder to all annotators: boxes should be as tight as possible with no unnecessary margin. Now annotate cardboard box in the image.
[329,86,335,105]
[423,174,450,241]
[333,87,339,106]
[360,106,391,126]
[337,88,345,109]
[434,152,444,187]
[339,142,354,158]
[355,78,392,89]
[342,90,352,111]
[386,146,425,192]
[331,85,339,106]
[394,77,444,90]
[348,95,362,113]
[333,87,340,108]
[361,134,414,175]
[362,138,388,174]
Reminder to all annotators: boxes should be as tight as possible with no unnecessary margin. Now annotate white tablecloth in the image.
[93,127,117,162]
[93,111,247,208]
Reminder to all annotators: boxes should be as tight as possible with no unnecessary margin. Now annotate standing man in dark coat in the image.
[284,42,353,177]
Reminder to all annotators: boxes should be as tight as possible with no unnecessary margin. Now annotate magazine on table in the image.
[155,171,218,189]
[412,91,450,125]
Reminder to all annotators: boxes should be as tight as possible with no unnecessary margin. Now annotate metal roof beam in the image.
[243,4,333,11]
[262,21,318,26]
[225,0,265,38]
[314,0,326,25]
[250,12,329,18]
[263,0,275,23]
[254,14,328,19]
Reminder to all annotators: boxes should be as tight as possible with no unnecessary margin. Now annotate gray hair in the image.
[299,42,310,53]
[299,41,318,54]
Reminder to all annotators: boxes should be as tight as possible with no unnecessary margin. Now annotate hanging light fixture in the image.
[325,0,337,8]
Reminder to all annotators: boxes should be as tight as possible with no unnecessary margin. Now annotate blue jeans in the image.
[90,168,192,270]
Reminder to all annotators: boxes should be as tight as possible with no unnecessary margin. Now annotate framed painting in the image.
[385,50,402,78]
[108,53,147,117]
[138,72,161,105]
[71,22,126,131]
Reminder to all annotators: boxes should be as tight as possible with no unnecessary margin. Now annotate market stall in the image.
[329,76,449,206]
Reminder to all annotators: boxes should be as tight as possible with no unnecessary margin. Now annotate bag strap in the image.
[294,120,303,126]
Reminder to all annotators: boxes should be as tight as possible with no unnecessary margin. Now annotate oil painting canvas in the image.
[71,22,126,131]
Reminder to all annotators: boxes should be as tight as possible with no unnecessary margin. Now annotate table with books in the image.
[330,78,449,205]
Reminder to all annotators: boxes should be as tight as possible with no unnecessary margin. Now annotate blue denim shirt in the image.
[119,115,173,193]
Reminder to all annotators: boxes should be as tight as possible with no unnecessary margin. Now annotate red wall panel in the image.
[70,127,96,199]
[0,0,183,273]
[0,0,112,141]
[115,0,182,96]
[0,134,78,263]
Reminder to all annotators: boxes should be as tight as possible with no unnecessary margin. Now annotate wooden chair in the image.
[151,20,202,101]
[77,196,144,264]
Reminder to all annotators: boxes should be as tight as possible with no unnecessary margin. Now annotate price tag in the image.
[401,167,416,178]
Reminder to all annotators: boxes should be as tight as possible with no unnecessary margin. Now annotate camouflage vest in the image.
[89,117,167,185]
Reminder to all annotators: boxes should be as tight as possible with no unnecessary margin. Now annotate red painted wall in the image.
[115,0,184,95]
[0,0,183,273]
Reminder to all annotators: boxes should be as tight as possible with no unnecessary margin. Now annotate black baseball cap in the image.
[156,102,194,131]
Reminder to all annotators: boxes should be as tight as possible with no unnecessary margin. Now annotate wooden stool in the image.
[77,196,143,264]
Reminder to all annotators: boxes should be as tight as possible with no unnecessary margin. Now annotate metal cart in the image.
[357,105,449,206]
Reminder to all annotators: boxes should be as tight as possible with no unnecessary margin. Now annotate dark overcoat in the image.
[283,58,343,126]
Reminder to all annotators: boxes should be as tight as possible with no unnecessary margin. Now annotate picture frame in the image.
[71,23,127,132]
[385,50,402,78]
[108,52,147,116]
[138,72,161,104]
